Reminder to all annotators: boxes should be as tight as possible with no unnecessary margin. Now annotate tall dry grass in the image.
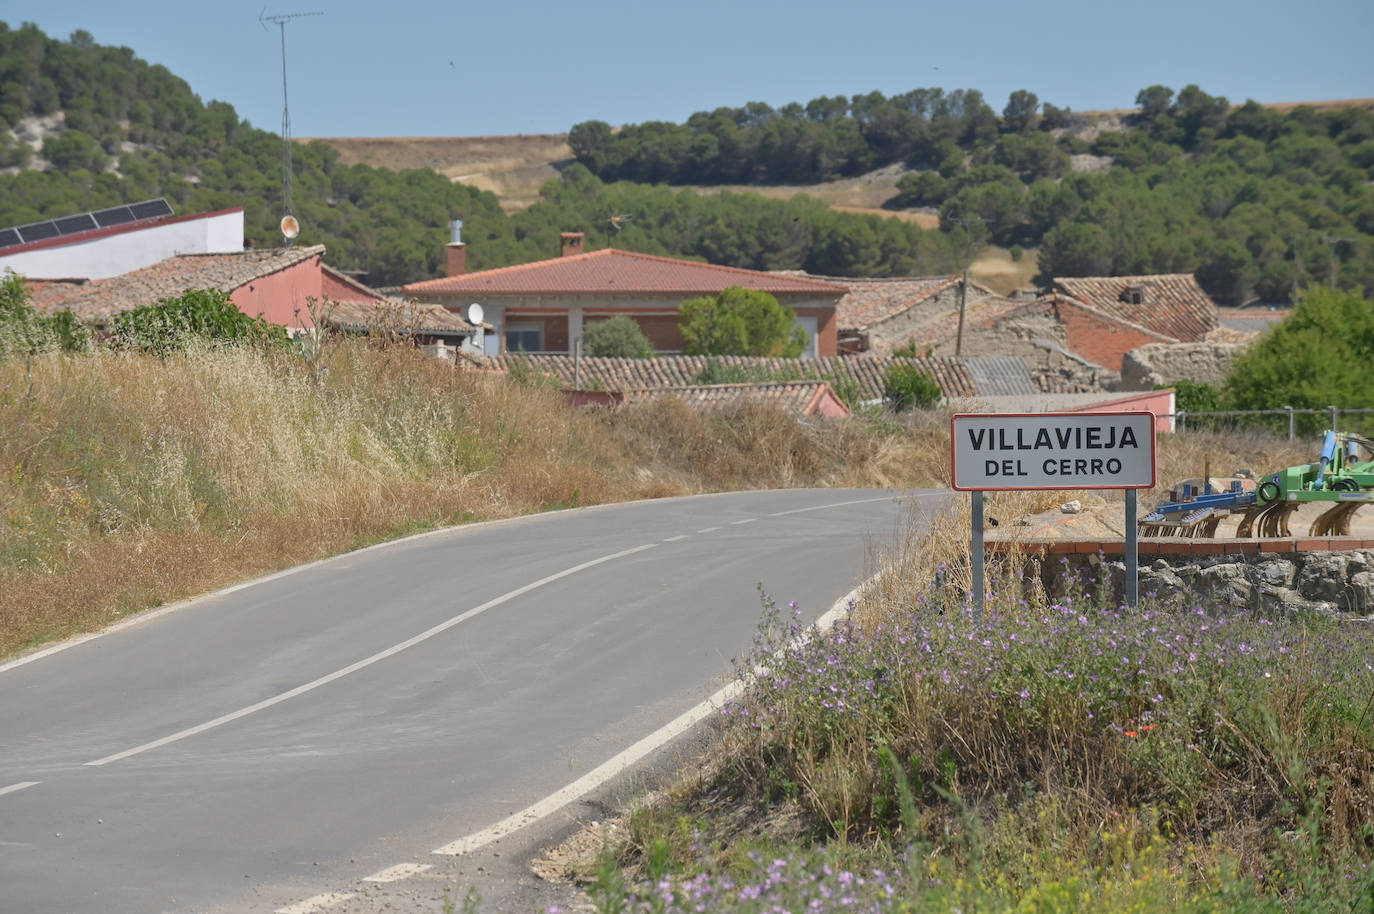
[0,342,941,657]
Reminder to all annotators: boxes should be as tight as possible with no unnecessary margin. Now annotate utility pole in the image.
[946,215,987,358]
[260,8,323,241]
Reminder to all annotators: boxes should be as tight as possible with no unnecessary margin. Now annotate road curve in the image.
[0,488,937,913]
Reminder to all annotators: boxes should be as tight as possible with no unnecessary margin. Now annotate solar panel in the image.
[17,221,60,243]
[0,198,174,250]
[129,199,174,221]
[55,213,99,235]
[93,205,138,228]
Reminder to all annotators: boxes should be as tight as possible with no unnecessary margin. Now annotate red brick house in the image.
[1052,273,1218,343]
[27,245,390,330]
[403,233,847,358]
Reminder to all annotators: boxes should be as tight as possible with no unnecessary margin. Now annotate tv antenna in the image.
[260,7,323,242]
[607,213,632,247]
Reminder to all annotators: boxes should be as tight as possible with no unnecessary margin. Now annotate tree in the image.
[109,288,290,354]
[1135,85,1175,120]
[678,286,807,357]
[883,363,942,411]
[1224,287,1374,433]
[1002,90,1039,133]
[582,315,655,358]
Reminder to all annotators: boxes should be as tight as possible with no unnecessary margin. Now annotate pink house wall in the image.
[229,255,326,329]
[1067,388,1177,433]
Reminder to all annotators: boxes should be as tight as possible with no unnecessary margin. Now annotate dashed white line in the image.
[363,862,433,882]
[275,892,357,914]
[85,543,660,767]
[431,578,868,857]
[730,518,757,525]
[696,526,721,533]
[663,535,688,542]
[0,781,39,797]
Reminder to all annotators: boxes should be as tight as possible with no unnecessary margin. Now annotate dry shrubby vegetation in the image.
[0,341,934,657]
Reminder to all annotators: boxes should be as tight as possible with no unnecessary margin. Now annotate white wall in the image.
[1,210,244,280]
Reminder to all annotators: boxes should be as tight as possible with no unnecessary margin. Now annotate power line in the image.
[260,8,323,239]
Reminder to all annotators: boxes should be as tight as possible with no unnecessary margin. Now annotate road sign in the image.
[951,411,1157,491]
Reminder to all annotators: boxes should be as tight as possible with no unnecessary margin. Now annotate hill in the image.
[2,21,1370,301]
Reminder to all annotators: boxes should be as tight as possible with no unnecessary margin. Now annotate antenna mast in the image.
[260,7,323,240]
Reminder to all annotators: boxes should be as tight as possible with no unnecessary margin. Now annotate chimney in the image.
[446,219,466,277]
[560,231,585,258]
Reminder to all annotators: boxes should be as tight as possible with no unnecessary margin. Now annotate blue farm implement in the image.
[1142,431,1374,538]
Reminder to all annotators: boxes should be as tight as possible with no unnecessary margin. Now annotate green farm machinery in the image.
[1140,430,1374,538]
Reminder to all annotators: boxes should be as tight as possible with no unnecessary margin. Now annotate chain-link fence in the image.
[1162,406,1374,439]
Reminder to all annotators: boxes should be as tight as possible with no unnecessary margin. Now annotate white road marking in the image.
[85,543,660,767]
[695,526,721,533]
[730,518,757,525]
[663,535,688,542]
[432,579,867,857]
[767,494,909,517]
[363,862,433,882]
[0,781,39,797]
[275,892,357,913]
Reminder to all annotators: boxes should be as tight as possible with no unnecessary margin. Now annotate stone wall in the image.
[1120,342,1250,391]
[1033,549,1374,618]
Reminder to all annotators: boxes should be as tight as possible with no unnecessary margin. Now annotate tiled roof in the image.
[28,246,325,323]
[624,381,850,418]
[781,272,998,332]
[876,296,1031,353]
[1053,274,1218,341]
[485,354,1036,399]
[324,300,481,334]
[404,249,848,297]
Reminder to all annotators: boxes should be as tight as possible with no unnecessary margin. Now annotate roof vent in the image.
[1120,284,1146,305]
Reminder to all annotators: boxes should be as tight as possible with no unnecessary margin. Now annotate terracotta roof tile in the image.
[876,296,1031,353]
[324,300,481,335]
[624,381,850,418]
[28,246,325,324]
[485,353,1034,399]
[1053,273,1217,341]
[404,248,847,297]
[781,272,998,332]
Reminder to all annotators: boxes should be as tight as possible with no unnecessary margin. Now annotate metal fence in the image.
[1162,406,1374,439]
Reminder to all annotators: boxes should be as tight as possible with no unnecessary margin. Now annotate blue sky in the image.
[6,1,1372,138]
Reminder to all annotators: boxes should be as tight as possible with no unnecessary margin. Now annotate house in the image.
[402,230,847,358]
[323,299,489,354]
[1051,273,1219,344]
[0,201,245,280]
[27,245,384,330]
[779,273,997,355]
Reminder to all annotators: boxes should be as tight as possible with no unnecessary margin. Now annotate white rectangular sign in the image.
[951,411,1157,491]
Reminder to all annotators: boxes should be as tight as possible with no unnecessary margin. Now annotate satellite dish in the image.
[280,215,300,239]
[466,302,484,325]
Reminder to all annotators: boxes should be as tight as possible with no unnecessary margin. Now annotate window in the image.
[1120,285,1146,305]
[505,321,544,353]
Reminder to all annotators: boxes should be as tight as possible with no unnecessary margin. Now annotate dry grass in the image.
[0,342,945,658]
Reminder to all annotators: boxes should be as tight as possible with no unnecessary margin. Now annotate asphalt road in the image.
[0,488,935,913]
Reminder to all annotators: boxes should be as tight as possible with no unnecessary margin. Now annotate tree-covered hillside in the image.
[572,88,1374,303]
[3,21,1371,301]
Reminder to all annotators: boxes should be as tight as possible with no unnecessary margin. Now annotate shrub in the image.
[883,363,942,411]
[109,288,290,355]
[0,269,89,357]
[583,315,655,358]
[679,286,808,358]
[1160,379,1222,413]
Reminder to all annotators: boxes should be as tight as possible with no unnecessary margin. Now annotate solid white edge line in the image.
[431,577,869,857]
[274,892,357,914]
[767,493,931,517]
[363,862,433,883]
[85,543,659,767]
[0,781,39,797]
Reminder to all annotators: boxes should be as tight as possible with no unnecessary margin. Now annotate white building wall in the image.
[0,210,244,280]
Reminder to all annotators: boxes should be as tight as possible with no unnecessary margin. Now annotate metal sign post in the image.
[952,411,1157,612]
